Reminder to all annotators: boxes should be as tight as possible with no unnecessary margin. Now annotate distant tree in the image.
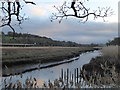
[3,32,82,46]
[90,43,98,47]
[106,40,111,46]
[7,31,14,36]
[106,37,120,46]
[1,32,5,35]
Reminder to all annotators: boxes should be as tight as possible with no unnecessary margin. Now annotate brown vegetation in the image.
[2,46,95,68]
[80,46,120,86]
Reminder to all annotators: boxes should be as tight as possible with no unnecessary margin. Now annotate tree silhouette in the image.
[0,0,113,35]
[50,0,114,23]
[0,0,35,37]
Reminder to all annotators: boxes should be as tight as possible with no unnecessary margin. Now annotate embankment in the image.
[2,47,99,68]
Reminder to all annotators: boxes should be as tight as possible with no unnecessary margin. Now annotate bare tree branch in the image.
[50,0,114,23]
[0,0,36,38]
[23,0,36,5]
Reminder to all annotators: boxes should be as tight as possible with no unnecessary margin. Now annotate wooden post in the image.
[67,68,69,84]
[64,71,66,83]
[79,67,82,82]
[74,68,76,85]
[61,68,63,80]
[76,68,79,83]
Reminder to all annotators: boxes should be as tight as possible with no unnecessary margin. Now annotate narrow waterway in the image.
[2,50,101,87]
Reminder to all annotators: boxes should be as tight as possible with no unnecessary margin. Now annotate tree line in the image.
[2,32,82,47]
[106,37,120,46]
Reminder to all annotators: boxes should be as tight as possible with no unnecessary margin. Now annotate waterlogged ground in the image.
[2,50,101,88]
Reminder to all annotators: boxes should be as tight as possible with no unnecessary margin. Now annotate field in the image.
[2,46,96,68]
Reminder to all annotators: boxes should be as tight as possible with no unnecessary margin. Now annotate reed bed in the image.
[101,46,118,59]
[42,66,120,88]
[3,76,38,88]
[2,66,120,89]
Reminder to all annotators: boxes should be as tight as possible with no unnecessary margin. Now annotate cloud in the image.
[8,17,117,44]
[2,11,118,44]
[2,0,118,44]
[30,7,45,16]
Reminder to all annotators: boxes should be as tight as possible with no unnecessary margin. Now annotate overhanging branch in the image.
[0,0,36,36]
[50,0,114,23]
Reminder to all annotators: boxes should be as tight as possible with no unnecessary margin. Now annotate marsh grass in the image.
[77,45,120,88]
[2,47,95,67]
[3,76,39,88]
[101,46,118,59]
[3,64,120,89]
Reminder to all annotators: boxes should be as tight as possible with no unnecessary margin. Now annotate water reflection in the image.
[2,50,101,87]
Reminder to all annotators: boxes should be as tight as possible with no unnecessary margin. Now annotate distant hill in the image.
[2,32,81,47]
[106,37,120,46]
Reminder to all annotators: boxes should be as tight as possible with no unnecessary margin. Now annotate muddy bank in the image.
[2,56,80,77]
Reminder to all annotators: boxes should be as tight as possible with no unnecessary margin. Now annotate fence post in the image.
[74,68,76,85]
[76,68,79,83]
[61,68,63,81]
[67,68,69,85]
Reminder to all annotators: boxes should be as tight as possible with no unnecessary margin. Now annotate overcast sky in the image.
[2,0,119,44]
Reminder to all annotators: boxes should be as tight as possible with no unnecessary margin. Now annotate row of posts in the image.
[61,68,81,85]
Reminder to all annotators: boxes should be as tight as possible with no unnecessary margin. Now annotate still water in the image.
[2,50,101,87]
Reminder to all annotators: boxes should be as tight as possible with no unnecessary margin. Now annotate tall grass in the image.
[101,45,118,59]
[3,66,120,89]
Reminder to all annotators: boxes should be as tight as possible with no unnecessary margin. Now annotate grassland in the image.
[2,46,96,68]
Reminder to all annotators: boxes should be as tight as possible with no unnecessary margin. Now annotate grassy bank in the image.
[2,46,96,68]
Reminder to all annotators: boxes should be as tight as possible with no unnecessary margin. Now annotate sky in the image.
[2,0,119,44]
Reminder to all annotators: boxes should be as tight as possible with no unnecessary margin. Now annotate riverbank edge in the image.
[2,47,100,77]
